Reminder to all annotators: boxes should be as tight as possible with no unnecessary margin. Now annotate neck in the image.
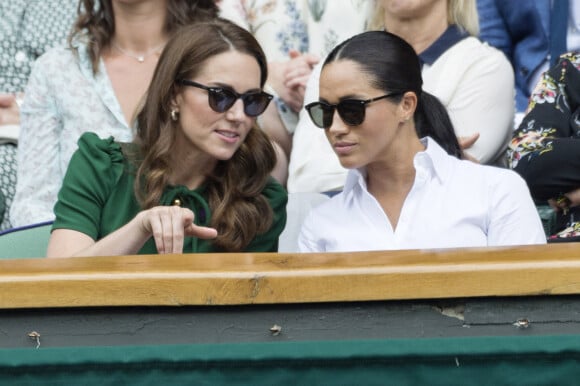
[169,133,217,190]
[111,0,169,52]
[383,2,449,54]
[365,132,425,194]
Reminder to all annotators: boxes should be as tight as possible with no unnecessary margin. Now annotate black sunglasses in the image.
[305,93,401,129]
[177,79,273,117]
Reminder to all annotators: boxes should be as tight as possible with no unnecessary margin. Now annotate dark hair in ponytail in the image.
[323,30,461,158]
[415,92,462,158]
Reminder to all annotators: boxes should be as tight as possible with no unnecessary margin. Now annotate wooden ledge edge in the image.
[1,244,580,308]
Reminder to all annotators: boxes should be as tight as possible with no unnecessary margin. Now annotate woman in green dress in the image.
[47,19,287,257]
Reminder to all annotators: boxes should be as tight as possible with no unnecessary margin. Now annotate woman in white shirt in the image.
[298,30,546,252]
[288,0,514,193]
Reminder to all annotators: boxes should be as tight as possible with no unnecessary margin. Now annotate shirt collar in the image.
[71,34,132,130]
[418,25,468,66]
[414,137,450,184]
[343,136,452,194]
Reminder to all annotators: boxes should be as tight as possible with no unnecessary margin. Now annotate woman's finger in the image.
[185,222,218,239]
[458,132,480,150]
[170,207,187,254]
[285,74,311,89]
[148,213,165,253]
[158,208,174,254]
[0,93,15,107]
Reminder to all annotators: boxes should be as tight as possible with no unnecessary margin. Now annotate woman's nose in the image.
[225,98,246,120]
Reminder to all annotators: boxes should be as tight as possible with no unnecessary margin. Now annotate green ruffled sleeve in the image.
[244,177,288,252]
[52,132,125,240]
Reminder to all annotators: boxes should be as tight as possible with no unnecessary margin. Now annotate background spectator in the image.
[477,0,580,125]
[0,0,78,230]
[508,51,580,242]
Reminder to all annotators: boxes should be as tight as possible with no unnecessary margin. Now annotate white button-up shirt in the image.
[298,138,547,252]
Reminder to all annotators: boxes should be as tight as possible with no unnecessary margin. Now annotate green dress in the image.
[52,133,288,254]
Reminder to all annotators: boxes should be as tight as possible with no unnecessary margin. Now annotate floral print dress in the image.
[508,53,580,170]
[508,52,580,240]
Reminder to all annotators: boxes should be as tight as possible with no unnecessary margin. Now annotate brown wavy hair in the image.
[134,19,276,252]
[69,0,219,74]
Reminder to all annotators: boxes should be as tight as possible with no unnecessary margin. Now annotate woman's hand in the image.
[458,132,480,162]
[564,188,580,208]
[548,188,580,214]
[0,93,21,125]
[137,206,217,254]
[267,50,319,113]
[283,50,319,110]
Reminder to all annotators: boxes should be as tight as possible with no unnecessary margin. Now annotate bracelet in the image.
[556,194,571,215]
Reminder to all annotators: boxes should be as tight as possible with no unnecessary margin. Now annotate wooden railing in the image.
[1,243,580,309]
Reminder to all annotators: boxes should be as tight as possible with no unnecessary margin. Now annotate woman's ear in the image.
[398,91,418,123]
[171,92,182,111]
[169,92,182,122]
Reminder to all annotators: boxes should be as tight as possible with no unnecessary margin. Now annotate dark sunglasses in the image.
[305,92,401,129]
[177,79,273,117]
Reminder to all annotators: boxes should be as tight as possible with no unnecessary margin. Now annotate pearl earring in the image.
[170,108,179,121]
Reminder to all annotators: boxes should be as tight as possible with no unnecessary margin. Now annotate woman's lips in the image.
[333,141,357,155]
[215,130,240,144]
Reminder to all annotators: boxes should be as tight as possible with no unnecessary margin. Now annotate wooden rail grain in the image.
[1,244,580,308]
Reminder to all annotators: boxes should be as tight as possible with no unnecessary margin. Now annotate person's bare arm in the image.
[47,206,217,258]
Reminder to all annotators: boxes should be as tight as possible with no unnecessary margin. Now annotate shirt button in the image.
[172,198,181,206]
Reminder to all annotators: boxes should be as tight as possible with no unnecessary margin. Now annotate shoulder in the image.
[29,46,77,82]
[60,133,133,215]
[450,158,528,190]
[70,132,127,175]
[444,37,511,69]
[428,37,513,87]
[77,132,123,155]
[483,165,530,192]
[33,46,75,66]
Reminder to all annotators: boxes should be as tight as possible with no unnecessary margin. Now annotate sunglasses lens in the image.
[208,89,237,113]
[337,101,365,126]
[306,102,334,129]
[243,93,272,117]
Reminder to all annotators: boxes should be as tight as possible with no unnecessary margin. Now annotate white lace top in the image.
[10,40,134,227]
